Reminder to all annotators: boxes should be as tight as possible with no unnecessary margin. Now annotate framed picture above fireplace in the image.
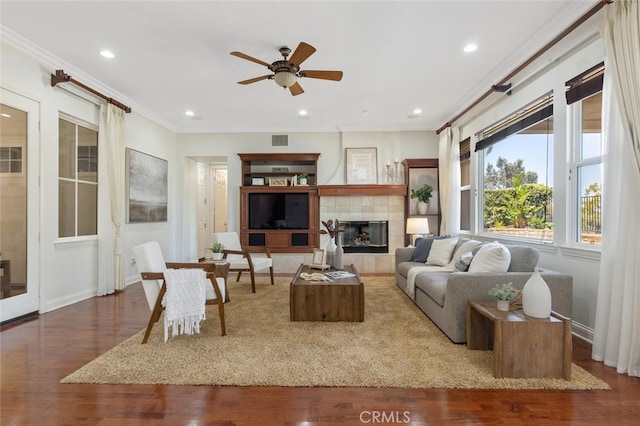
[346,148,377,184]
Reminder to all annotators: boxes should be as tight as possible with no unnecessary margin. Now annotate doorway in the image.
[1,89,40,322]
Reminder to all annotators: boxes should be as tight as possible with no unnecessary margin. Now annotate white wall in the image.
[456,13,605,340]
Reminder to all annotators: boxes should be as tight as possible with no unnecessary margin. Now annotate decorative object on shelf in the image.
[345,147,378,184]
[334,234,344,270]
[320,219,343,268]
[488,282,519,312]
[410,184,433,215]
[268,177,288,186]
[385,162,393,184]
[394,158,400,183]
[251,177,265,186]
[209,242,225,261]
[298,172,309,185]
[522,267,552,318]
[406,217,430,246]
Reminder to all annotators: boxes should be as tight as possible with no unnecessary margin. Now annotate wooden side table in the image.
[467,300,572,379]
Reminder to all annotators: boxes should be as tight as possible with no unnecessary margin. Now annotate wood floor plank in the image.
[1,281,639,425]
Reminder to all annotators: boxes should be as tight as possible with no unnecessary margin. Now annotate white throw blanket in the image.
[162,269,207,342]
[405,265,454,299]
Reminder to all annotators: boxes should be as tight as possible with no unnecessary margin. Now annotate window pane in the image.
[77,182,97,236]
[581,92,602,159]
[460,159,470,187]
[483,116,553,240]
[58,119,76,179]
[460,189,470,231]
[77,126,98,182]
[58,180,75,237]
[578,163,602,245]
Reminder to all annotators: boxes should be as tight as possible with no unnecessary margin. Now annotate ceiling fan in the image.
[230,42,343,96]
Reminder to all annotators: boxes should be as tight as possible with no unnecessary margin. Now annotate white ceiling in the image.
[1,1,595,134]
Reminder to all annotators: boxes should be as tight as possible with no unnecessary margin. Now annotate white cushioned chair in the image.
[132,241,226,344]
[211,232,274,293]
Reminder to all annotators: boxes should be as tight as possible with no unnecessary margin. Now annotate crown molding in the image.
[1,25,178,133]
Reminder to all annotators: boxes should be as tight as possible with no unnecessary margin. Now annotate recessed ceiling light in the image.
[1,113,11,118]
[185,110,195,117]
[298,110,308,116]
[413,108,422,115]
[100,50,115,59]
[464,43,478,53]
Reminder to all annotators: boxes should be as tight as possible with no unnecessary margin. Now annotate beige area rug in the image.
[62,276,609,390]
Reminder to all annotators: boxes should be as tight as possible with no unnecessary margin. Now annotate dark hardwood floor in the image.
[1,279,639,425]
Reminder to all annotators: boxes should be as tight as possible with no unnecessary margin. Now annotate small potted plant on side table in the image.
[488,282,519,312]
[209,242,225,261]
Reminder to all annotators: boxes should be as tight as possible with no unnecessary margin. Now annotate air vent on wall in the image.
[272,135,288,146]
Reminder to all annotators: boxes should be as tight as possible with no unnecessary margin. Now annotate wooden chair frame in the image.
[139,262,225,344]
[223,247,274,293]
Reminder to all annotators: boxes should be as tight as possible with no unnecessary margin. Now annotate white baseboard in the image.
[43,288,96,313]
[572,321,594,343]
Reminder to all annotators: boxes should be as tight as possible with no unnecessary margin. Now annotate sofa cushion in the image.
[415,272,451,307]
[448,240,481,267]
[506,245,540,272]
[410,238,435,262]
[397,261,426,278]
[468,241,511,273]
[427,237,459,266]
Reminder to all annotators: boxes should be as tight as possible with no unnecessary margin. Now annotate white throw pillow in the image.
[426,237,459,266]
[468,241,511,273]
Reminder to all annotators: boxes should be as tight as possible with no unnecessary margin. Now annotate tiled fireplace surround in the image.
[272,195,405,274]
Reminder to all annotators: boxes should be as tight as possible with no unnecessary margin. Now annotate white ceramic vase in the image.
[416,201,428,215]
[522,267,552,318]
[334,235,344,270]
[326,238,336,268]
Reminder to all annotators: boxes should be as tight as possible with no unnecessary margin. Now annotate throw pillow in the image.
[410,238,434,262]
[449,240,481,267]
[455,252,474,272]
[468,241,511,273]
[426,237,459,266]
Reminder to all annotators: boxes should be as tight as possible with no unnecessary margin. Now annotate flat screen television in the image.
[248,193,309,230]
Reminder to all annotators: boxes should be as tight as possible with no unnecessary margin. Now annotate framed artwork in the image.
[346,147,378,184]
[310,249,329,270]
[251,177,265,186]
[126,148,168,223]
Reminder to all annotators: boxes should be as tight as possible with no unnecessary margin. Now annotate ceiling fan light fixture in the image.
[274,72,297,88]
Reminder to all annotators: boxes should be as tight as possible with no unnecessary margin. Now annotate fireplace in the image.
[338,220,388,253]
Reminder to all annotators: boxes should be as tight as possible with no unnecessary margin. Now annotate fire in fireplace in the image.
[338,220,388,253]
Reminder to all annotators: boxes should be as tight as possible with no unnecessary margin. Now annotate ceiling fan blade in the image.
[230,51,271,68]
[289,82,304,96]
[288,42,316,67]
[299,70,343,81]
[237,75,272,85]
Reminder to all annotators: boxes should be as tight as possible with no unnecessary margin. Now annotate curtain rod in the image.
[436,0,609,135]
[50,69,132,113]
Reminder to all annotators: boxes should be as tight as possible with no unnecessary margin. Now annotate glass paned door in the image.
[0,89,40,322]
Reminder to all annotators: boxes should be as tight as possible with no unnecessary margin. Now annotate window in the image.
[567,63,604,245]
[476,94,554,241]
[0,147,22,173]
[459,137,471,231]
[58,117,98,237]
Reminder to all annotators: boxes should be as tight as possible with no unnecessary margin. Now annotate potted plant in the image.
[298,172,309,185]
[209,242,225,260]
[488,282,519,311]
[410,184,433,215]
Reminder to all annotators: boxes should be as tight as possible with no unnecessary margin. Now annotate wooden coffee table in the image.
[467,300,572,379]
[290,264,364,322]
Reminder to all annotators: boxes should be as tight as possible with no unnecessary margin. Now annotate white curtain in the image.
[592,0,640,377]
[438,126,460,235]
[98,104,125,295]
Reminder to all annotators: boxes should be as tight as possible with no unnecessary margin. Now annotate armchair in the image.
[211,232,274,293]
[132,241,226,344]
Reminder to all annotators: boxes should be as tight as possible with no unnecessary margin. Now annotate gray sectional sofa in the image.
[395,237,573,343]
